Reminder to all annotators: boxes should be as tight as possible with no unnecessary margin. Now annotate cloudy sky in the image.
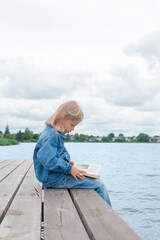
[0,0,160,136]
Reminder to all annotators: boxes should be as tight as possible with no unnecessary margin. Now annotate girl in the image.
[33,100,111,206]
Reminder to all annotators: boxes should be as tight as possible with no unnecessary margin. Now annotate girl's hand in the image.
[70,166,86,181]
[70,161,74,166]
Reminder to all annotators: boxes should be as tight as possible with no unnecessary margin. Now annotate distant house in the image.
[133,136,137,141]
[115,135,125,140]
[130,136,137,141]
[125,137,131,142]
[70,136,75,141]
[96,136,103,141]
[88,137,95,142]
[150,136,160,142]
[119,134,124,138]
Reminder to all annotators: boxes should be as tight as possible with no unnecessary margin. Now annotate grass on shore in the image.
[0,138,19,146]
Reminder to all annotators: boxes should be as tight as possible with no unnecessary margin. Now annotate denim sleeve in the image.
[37,136,72,174]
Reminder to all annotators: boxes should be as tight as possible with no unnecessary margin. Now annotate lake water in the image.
[0,142,160,240]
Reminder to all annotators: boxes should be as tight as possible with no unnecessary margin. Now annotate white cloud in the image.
[0,1,160,136]
[1,52,160,136]
[89,65,155,108]
[0,57,93,99]
[124,31,160,67]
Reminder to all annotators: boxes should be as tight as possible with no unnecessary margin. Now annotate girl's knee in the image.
[94,179,105,190]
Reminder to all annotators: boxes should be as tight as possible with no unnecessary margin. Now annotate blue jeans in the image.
[47,175,112,207]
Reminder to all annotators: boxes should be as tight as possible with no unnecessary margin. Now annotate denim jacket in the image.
[33,125,72,187]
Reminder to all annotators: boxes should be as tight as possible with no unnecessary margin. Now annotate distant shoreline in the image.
[0,138,19,146]
[1,125,159,144]
[1,140,160,146]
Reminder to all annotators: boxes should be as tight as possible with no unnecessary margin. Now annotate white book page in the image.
[74,163,101,175]
[88,164,101,174]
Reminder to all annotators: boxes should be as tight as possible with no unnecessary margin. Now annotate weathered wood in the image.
[0,161,142,240]
[0,160,32,224]
[0,160,7,165]
[44,188,90,240]
[0,160,25,183]
[0,164,42,240]
[70,189,142,240]
[0,160,15,170]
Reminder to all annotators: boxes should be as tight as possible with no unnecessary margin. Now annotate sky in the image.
[0,0,160,137]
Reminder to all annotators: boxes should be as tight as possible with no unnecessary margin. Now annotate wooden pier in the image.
[0,160,141,240]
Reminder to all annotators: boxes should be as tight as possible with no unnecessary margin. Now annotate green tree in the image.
[102,136,110,142]
[137,133,150,142]
[10,134,16,140]
[79,134,87,142]
[107,133,115,141]
[115,138,126,142]
[4,124,10,137]
[115,133,125,142]
[101,133,115,142]
[24,128,32,141]
[74,133,79,141]
[119,133,124,137]
[65,134,70,141]
[16,130,23,141]
[109,133,114,138]
[32,133,40,141]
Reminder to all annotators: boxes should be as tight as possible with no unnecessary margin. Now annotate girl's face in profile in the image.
[62,119,79,134]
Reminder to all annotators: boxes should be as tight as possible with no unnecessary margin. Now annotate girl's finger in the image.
[74,176,78,181]
[80,171,87,174]
[78,173,85,180]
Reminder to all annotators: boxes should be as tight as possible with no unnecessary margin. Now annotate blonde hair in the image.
[45,100,84,132]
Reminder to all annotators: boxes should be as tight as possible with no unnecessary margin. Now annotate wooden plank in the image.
[0,160,15,170]
[44,188,90,240]
[0,165,42,240]
[0,160,6,165]
[70,189,142,240]
[0,160,32,224]
[0,160,25,183]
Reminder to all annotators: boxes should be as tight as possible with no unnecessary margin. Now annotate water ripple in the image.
[1,142,160,240]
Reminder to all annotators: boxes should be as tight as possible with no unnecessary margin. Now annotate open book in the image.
[74,163,101,179]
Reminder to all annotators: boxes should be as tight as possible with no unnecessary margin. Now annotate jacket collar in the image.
[59,132,66,140]
[46,125,66,139]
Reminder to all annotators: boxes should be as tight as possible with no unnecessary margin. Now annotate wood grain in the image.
[44,188,90,240]
[0,160,32,223]
[0,160,25,183]
[0,160,15,170]
[70,189,142,240]
[0,163,42,240]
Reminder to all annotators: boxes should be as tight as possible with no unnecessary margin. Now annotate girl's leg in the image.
[48,175,112,207]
